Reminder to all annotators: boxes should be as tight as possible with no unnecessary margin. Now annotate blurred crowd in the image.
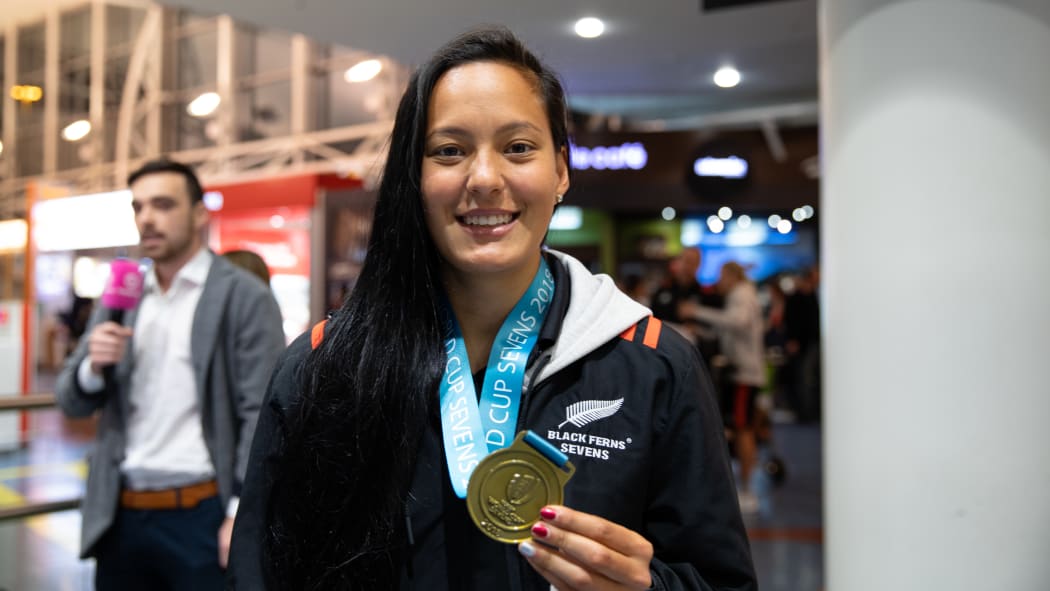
[618,248,820,513]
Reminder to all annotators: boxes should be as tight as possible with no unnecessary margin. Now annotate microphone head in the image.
[101,257,145,311]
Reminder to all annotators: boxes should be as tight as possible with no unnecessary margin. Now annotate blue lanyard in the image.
[438,259,555,498]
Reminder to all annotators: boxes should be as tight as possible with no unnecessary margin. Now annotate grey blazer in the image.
[54,253,287,558]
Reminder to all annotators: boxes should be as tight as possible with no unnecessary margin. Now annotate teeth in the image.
[463,213,513,226]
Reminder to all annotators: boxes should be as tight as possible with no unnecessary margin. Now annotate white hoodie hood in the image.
[537,250,652,383]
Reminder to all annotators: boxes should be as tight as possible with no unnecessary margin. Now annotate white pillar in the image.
[821,1,1050,589]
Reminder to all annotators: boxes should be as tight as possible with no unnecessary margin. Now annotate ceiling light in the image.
[793,208,806,222]
[61,119,91,142]
[187,92,221,117]
[707,215,725,234]
[574,17,604,39]
[718,206,733,221]
[738,215,752,229]
[777,219,793,234]
[345,59,383,83]
[802,205,815,219]
[713,66,740,88]
[768,214,782,229]
[661,207,676,221]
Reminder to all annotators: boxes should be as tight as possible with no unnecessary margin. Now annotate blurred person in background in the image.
[650,246,722,360]
[618,273,651,307]
[649,247,703,322]
[54,159,286,589]
[784,266,821,423]
[223,249,271,286]
[680,261,767,514]
[228,26,755,591]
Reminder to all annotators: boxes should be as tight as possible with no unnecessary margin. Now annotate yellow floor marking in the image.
[0,482,23,506]
[0,460,87,481]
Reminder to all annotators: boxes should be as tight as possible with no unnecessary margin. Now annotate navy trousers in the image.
[94,495,225,590]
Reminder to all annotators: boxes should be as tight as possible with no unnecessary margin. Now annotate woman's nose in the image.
[465,150,504,197]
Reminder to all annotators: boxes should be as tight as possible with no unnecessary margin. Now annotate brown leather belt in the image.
[120,479,218,510]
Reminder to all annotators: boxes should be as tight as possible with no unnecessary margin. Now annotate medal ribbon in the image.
[439,259,555,498]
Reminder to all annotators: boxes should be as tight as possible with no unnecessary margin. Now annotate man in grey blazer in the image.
[55,159,286,589]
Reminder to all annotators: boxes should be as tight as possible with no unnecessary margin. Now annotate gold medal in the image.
[467,431,575,543]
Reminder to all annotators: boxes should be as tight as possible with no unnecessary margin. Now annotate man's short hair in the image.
[127,159,204,203]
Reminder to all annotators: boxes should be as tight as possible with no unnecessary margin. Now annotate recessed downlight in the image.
[345,59,383,83]
[62,119,92,141]
[187,92,221,117]
[575,17,605,39]
[713,66,741,88]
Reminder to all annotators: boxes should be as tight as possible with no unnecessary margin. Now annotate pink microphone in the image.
[101,257,145,323]
[98,258,144,383]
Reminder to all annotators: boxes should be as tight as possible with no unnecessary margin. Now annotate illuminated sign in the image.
[694,156,748,179]
[33,190,139,252]
[10,85,43,104]
[571,142,648,171]
[549,206,583,231]
[0,220,27,253]
[203,190,224,211]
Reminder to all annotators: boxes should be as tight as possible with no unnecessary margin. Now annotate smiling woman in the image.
[228,26,757,591]
[422,60,569,299]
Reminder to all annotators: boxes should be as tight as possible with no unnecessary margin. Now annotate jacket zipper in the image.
[513,347,555,590]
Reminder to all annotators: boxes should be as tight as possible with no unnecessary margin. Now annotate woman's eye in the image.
[433,146,463,158]
[507,142,533,155]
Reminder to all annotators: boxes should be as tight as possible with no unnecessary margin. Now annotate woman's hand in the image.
[518,505,654,591]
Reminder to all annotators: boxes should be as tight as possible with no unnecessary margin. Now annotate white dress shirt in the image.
[79,248,217,489]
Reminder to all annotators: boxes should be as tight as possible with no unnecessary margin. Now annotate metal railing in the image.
[0,393,58,412]
[0,393,83,522]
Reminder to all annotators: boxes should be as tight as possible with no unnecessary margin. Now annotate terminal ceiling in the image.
[157,0,819,130]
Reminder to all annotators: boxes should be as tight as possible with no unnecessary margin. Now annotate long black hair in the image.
[263,26,571,589]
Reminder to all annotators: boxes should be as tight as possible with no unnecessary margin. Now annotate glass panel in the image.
[60,7,91,66]
[235,26,292,78]
[176,31,218,90]
[319,66,386,129]
[177,11,215,31]
[237,80,291,141]
[106,5,146,50]
[17,22,46,76]
[104,55,130,110]
[59,66,90,115]
[17,124,44,177]
[15,70,45,177]
[164,102,216,151]
[103,112,119,163]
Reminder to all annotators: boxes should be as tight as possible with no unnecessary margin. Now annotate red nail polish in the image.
[540,507,557,520]
[532,523,549,538]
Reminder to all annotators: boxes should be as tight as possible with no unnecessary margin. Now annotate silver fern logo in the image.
[558,398,624,428]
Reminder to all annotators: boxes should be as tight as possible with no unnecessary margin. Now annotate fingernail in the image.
[531,523,549,538]
[540,507,557,520]
[519,541,537,558]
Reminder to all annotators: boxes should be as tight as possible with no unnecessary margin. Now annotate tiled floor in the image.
[0,411,823,590]
[746,423,824,591]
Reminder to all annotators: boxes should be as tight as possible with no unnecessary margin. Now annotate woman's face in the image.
[421,61,569,285]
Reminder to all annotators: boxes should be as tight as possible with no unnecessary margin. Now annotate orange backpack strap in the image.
[619,316,662,349]
[310,319,328,350]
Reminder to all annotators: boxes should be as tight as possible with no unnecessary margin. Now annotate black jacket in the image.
[228,251,756,590]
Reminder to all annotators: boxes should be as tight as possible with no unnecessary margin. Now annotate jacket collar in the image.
[536,250,651,383]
